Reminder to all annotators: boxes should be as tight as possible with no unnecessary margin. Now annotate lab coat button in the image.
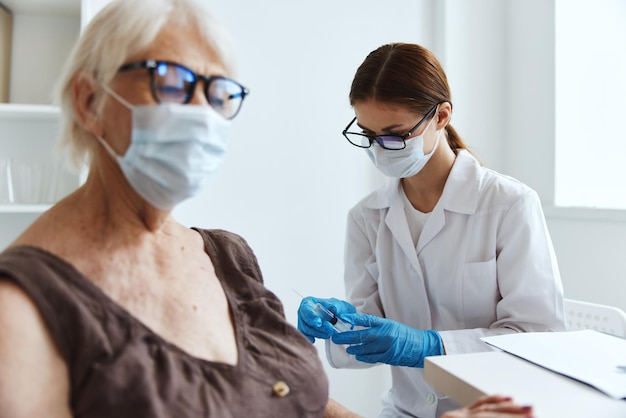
[272,381,290,397]
[427,393,436,404]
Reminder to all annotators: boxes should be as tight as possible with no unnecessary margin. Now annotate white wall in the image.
[440,0,626,314]
[502,0,626,313]
[504,0,626,314]
[9,14,79,104]
[438,0,508,172]
[544,210,626,312]
[173,1,437,416]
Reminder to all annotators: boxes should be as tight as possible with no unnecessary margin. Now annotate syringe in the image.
[293,289,353,332]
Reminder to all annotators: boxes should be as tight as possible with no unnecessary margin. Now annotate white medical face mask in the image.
[366,113,440,178]
[97,85,231,210]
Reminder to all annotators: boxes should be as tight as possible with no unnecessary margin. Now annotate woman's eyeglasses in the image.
[342,104,438,150]
[118,59,249,120]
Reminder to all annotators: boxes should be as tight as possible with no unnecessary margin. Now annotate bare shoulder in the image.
[0,279,72,418]
[0,279,45,327]
[9,207,67,249]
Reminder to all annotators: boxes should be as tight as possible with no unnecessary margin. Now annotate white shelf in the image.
[0,204,51,213]
[543,205,626,223]
[0,103,60,121]
[0,0,98,251]
[0,0,80,17]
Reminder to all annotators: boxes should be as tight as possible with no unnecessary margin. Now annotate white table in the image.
[424,351,626,417]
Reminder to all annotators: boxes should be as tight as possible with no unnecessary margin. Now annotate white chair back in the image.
[564,298,626,337]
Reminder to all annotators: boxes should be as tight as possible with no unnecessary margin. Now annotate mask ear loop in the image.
[101,84,134,110]
[95,134,121,160]
[93,84,133,160]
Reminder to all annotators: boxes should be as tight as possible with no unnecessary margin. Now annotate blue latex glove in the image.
[297,297,356,343]
[332,312,443,368]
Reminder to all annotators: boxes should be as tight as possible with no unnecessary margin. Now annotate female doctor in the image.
[297,42,565,418]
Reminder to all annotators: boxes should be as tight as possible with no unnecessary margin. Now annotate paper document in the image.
[481,330,626,399]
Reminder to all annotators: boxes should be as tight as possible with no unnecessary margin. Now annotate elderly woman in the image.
[0,0,358,417]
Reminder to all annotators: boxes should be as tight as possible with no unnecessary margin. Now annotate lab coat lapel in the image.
[416,150,481,255]
[416,206,445,255]
[385,185,422,274]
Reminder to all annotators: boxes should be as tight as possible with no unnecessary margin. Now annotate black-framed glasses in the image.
[342,104,438,150]
[119,59,250,120]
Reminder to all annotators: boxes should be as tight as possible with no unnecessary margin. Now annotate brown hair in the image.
[349,43,468,153]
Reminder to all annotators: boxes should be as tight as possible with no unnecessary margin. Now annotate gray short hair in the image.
[54,0,235,170]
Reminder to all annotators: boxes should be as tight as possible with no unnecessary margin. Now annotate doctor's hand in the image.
[297,297,356,343]
[332,313,443,368]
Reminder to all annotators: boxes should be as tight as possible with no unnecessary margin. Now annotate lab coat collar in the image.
[360,149,481,216]
[358,149,482,267]
[438,149,481,215]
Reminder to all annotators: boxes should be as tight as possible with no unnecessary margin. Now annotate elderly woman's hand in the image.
[441,395,534,418]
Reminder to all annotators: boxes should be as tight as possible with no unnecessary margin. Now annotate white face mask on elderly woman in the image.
[96,85,231,210]
[366,114,439,178]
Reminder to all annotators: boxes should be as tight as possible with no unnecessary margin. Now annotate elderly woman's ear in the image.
[72,71,103,137]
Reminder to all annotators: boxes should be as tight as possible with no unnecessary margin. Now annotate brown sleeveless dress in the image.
[0,228,328,417]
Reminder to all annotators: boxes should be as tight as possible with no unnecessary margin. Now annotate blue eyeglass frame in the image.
[118,59,250,119]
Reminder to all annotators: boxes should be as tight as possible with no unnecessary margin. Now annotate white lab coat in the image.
[326,150,565,418]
